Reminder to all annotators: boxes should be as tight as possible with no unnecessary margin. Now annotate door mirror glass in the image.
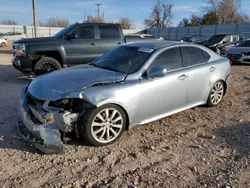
[147,67,167,78]
[65,33,78,40]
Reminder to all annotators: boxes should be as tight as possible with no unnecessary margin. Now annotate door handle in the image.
[89,42,96,45]
[178,74,188,81]
[117,42,123,45]
[209,66,216,72]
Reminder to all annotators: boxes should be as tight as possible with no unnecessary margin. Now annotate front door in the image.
[63,24,99,64]
[137,47,188,123]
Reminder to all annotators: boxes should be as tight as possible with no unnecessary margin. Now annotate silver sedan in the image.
[18,41,231,153]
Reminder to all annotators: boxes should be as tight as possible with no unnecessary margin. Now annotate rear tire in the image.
[80,104,126,146]
[207,81,225,107]
[33,57,61,76]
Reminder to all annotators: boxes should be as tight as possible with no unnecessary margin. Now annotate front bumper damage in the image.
[17,86,80,154]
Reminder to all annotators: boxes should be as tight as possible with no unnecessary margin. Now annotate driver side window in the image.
[73,25,95,39]
[149,47,183,72]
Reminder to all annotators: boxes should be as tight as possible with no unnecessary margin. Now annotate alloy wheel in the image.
[91,108,123,143]
[41,62,58,72]
[211,82,224,105]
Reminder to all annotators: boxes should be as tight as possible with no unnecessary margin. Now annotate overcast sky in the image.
[0,0,250,29]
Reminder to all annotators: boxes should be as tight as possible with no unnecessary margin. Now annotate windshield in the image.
[53,24,75,38]
[92,46,154,74]
[207,35,226,43]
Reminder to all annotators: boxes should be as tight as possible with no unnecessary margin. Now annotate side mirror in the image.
[147,67,167,78]
[65,33,78,40]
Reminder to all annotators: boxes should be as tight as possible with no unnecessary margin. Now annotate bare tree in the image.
[204,0,248,24]
[1,20,18,25]
[119,17,133,29]
[40,17,69,27]
[144,0,173,28]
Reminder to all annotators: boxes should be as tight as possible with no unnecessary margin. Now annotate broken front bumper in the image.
[17,103,64,154]
[17,86,79,154]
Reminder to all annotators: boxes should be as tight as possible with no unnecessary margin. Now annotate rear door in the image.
[181,46,216,106]
[64,24,99,64]
[97,25,124,56]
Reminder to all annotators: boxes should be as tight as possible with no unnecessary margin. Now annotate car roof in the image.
[124,40,179,50]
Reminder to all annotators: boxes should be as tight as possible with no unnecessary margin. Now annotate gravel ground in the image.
[0,47,250,188]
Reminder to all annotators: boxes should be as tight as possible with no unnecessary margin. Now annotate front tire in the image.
[33,57,61,76]
[1,42,6,47]
[80,104,126,146]
[207,81,225,107]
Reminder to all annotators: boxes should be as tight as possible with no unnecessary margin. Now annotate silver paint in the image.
[19,41,231,146]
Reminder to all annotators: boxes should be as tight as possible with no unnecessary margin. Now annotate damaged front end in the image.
[17,85,91,154]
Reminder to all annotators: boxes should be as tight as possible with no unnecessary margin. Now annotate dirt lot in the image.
[0,46,250,188]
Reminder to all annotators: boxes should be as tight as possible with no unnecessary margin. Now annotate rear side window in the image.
[181,47,206,66]
[203,51,210,62]
[149,47,182,71]
[99,26,120,39]
[232,35,239,42]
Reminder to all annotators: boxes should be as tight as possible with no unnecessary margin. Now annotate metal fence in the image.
[147,22,250,40]
[0,24,140,38]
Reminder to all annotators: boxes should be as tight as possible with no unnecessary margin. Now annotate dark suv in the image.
[12,23,126,75]
[202,33,244,55]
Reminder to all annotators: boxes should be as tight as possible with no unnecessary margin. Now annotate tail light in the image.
[229,60,232,66]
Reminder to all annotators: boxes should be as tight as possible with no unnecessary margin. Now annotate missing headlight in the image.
[49,99,84,112]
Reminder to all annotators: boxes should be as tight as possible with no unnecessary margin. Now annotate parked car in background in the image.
[4,31,28,41]
[202,33,244,55]
[180,35,206,44]
[0,32,5,37]
[17,41,231,153]
[12,23,159,76]
[125,34,157,43]
[0,38,7,47]
[225,39,250,64]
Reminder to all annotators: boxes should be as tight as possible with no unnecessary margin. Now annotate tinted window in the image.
[238,40,250,47]
[181,47,205,66]
[99,26,120,39]
[93,46,153,74]
[74,25,94,39]
[149,47,182,71]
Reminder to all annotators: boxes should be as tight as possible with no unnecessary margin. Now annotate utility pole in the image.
[94,3,102,21]
[32,0,37,37]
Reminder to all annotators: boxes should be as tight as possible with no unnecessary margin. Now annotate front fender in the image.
[26,44,66,64]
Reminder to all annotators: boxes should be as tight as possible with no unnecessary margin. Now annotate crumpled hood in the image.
[226,47,250,54]
[28,65,127,101]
